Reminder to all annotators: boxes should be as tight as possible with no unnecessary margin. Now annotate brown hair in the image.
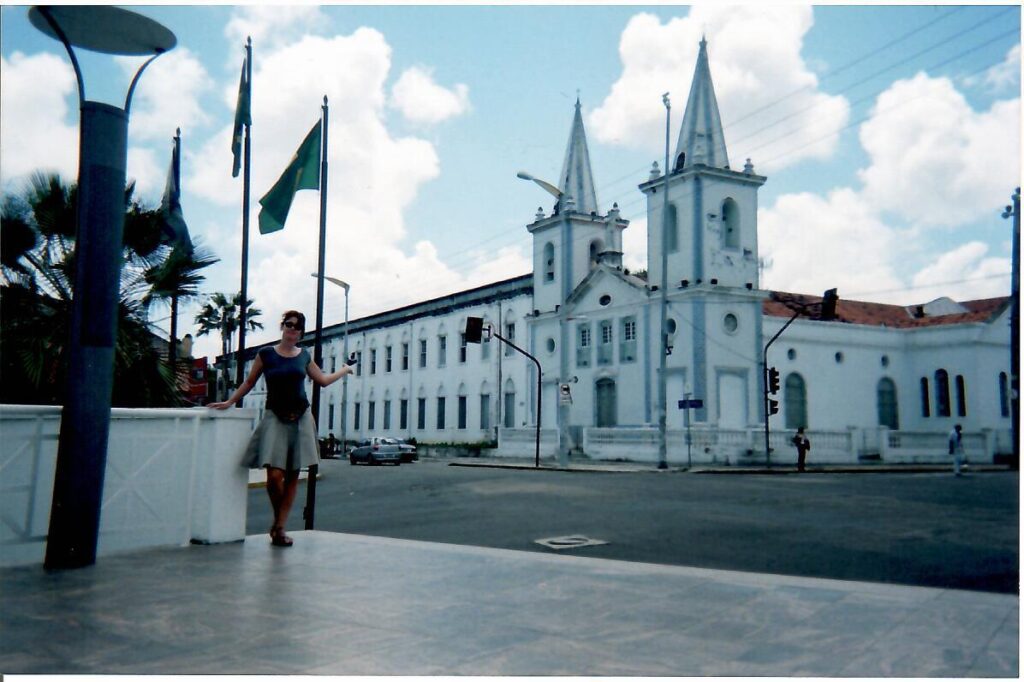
[281,310,306,332]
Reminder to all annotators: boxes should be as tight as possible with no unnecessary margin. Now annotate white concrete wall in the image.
[0,405,254,567]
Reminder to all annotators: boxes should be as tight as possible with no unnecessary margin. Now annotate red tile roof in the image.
[763,291,1010,329]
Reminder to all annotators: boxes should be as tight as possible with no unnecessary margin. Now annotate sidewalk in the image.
[1,530,1016,676]
[447,455,1013,475]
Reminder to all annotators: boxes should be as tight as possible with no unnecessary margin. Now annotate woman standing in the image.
[209,310,356,547]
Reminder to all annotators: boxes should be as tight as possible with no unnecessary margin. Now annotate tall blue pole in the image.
[236,37,252,405]
[32,6,173,569]
[305,96,329,530]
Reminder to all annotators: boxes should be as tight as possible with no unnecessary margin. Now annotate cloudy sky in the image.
[1,3,1019,361]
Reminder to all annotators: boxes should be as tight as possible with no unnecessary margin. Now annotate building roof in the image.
[763,291,1010,329]
[675,37,730,171]
[558,98,599,215]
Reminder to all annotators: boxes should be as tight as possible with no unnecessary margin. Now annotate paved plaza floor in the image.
[1,530,1018,676]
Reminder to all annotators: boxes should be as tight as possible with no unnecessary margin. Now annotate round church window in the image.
[599,294,612,306]
[723,313,738,334]
[546,338,556,353]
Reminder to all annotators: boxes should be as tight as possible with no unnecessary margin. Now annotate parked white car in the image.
[348,437,402,465]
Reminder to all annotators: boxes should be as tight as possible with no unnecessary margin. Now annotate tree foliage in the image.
[0,172,217,407]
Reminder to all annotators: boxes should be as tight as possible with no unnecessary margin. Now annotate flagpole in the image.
[305,95,329,531]
[236,37,252,406]
[169,127,181,375]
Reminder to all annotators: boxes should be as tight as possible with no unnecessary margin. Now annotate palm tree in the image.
[194,292,263,398]
[0,172,212,406]
[142,243,218,378]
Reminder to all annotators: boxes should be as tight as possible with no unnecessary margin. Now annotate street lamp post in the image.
[517,171,570,467]
[311,273,350,451]
[1002,188,1020,464]
[658,93,670,470]
[29,6,176,569]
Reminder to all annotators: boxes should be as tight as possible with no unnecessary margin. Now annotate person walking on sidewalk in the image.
[792,428,810,472]
[209,310,357,547]
[948,424,966,477]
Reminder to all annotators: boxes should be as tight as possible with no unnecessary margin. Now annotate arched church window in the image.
[999,372,1010,417]
[666,204,679,253]
[877,378,899,430]
[543,242,555,282]
[589,240,602,270]
[955,375,967,417]
[784,373,807,429]
[920,377,930,417]
[721,198,739,249]
[935,369,951,417]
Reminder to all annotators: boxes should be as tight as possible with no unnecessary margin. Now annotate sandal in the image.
[270,526,293,547]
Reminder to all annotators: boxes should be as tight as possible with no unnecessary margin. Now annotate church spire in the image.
[674,36,729,171]
[558,96,599,215]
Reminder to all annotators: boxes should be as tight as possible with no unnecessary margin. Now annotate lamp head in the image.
[29,6,176,55]
[516,171,534,181]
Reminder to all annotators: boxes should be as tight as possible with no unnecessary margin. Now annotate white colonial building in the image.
[233,40,1014,466]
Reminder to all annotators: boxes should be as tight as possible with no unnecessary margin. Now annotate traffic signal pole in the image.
[763,310,801,467]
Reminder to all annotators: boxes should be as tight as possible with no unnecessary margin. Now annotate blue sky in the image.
[1,4,1019,361]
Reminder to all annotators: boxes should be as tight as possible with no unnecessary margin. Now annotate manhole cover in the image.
[534,535,608,550]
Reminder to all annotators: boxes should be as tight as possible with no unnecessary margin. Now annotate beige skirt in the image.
[241,410,320,471]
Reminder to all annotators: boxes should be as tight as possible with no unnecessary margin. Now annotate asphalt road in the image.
[248,459,1019,594]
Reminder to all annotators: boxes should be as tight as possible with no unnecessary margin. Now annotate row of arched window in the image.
[919,370,967,418]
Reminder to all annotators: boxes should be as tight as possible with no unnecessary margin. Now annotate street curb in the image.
[446,461,1015,475]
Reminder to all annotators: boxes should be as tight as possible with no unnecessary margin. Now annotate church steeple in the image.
[558,97,599,215]
[674,37,729,171]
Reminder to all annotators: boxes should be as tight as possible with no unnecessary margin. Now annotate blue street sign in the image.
[677,399,704,409]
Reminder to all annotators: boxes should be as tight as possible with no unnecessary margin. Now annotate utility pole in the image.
[1003,188,1020,464]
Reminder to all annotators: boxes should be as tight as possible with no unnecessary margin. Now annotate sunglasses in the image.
[283,321,303,331]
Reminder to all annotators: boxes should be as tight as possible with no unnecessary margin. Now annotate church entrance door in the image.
[595,378,617,427]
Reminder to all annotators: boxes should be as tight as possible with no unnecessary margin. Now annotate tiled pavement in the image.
[1,531,1017,676]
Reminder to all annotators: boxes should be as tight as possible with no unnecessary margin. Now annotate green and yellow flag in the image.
[258,119,321,234]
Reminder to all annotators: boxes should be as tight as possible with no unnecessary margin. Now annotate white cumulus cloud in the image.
[224,6,330,53]
[0,52,78,186]
[857,72,1021,229]
[589,6,849,172]
[910,242,1011,302]
[759,188,904,300]
[116,48,216,144]
[390,66,470,125]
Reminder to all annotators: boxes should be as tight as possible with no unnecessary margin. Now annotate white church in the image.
[234,39,1014,466]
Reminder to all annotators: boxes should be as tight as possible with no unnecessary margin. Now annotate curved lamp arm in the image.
[516,171,562,200]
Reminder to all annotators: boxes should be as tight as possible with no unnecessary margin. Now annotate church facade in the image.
[235,40,1014,465]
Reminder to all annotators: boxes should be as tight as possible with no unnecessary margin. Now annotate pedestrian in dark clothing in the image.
[792,428,810,472]
[949,424,965,476]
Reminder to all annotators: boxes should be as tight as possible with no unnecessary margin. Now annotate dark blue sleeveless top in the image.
[259,346,310,415]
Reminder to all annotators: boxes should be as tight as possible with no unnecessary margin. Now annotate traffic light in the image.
[821,288,838,321]
[768,366,780,394]
[465,316,484,344]
[768,399,780,415]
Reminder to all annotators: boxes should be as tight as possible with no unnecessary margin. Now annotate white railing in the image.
[0,405,255,567]
[882,428,1004,463]
[493,423,1010,466]
[495,427,559,459]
